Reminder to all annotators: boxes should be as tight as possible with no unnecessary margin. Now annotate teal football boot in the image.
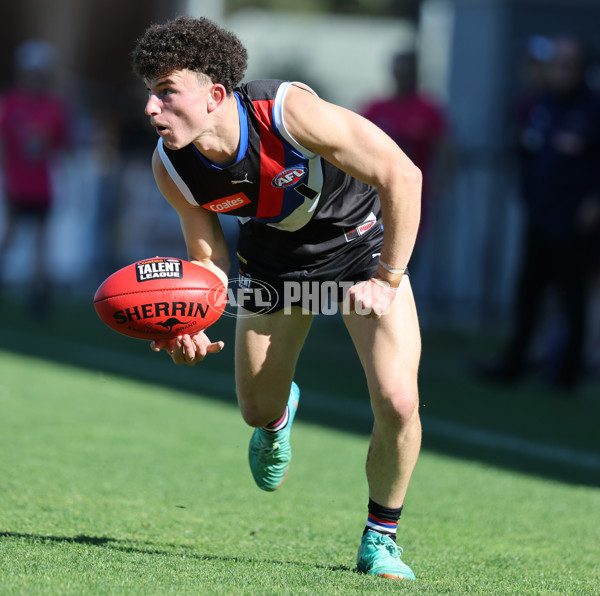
[357,531,416,580]
[248,382,299,491]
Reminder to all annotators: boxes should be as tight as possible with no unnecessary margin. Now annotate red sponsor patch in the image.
[343,214,378,242]
[357,220,376,235]
[203,193,251,213]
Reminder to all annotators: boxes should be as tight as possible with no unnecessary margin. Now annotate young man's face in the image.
[144,69,212,150]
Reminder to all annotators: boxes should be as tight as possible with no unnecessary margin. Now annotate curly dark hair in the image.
[131,16,248,93]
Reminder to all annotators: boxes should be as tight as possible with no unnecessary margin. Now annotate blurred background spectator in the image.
[361,49,454,288]
[474,35,600,391]
[0,40,69,318]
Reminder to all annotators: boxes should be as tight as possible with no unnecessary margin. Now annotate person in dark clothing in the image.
[480,36,600,390]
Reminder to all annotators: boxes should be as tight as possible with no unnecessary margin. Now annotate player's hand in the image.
[150,331,224,366]
[345,278,398,318]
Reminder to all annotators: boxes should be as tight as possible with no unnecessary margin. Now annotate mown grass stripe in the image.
[3,335,598,472]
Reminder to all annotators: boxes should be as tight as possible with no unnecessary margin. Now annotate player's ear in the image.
[207,84,228,112]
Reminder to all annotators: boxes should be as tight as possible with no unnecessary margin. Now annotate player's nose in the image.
[145,93,161,116]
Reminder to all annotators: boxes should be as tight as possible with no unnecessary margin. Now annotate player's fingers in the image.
[167,336,186,365]
[151,338,176,353]
[188,334,213,359]
[165,334,223,365]
[348,286,371,317]
[205,340,225,353]
[151,339,168,351]
[188,333,207,358]
[180,335,199,364]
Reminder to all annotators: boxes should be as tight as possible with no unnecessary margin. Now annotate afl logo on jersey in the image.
[272,166,307,188]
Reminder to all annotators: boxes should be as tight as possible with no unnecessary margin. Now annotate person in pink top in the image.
[362,51,449,250]
[0,40,69,317]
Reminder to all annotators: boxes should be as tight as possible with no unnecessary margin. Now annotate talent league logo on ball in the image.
[136,258,183,282]
[272,166,306,188]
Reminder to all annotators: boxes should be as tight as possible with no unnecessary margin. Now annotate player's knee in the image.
[371,383,419,429]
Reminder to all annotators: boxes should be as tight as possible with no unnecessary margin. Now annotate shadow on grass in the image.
[0,297,598,488]
[0,531,354,573]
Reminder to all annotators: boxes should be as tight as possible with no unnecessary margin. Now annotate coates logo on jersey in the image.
[272,166,306,188]
[203,193,251,213]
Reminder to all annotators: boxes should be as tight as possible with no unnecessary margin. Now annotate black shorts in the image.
[233,224,384,314]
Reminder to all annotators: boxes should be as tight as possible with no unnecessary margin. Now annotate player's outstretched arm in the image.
[282,85,422,316]
[151,332,224,366]
[282,84,421,277]
[151,148,230,286]
[149,148,229,361]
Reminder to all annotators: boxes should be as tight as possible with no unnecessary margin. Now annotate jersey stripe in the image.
[157,139,198,206]
[252,99,285,219]
[273,82,317,159]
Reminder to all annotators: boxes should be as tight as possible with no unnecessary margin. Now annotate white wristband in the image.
[378,259,407,275]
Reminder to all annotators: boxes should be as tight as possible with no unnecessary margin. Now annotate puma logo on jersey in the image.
[231,173,253,184]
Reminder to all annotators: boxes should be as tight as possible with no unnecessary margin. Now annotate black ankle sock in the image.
[363,498,403,542]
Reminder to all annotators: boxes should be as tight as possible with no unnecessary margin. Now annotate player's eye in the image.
[146,87,173,99]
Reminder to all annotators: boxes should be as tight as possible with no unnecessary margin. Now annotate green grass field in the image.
[0,297,599,594]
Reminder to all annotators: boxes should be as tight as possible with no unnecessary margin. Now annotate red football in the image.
[94,257,227,340]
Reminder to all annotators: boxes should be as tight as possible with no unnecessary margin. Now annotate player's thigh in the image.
[235,306,313,419]
[342,277,421,415]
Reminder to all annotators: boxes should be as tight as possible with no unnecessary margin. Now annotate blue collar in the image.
[192,91,248,169]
